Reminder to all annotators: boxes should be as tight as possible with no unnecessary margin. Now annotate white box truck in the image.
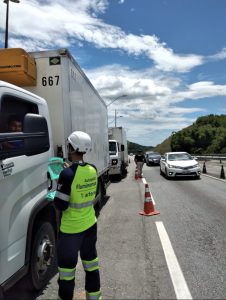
[108,126,128,179]
[0,48,109,297]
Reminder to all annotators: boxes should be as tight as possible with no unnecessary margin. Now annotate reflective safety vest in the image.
[60,164,98,234]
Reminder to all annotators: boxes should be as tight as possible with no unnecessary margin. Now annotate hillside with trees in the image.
[171,114,226,154]
[128,114,226,155]
[127,141,154,154]
[154,136,172,154]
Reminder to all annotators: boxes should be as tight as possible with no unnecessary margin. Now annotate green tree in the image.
[169,114,226,154]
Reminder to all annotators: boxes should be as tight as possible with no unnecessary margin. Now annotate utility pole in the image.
[3,0,20,48]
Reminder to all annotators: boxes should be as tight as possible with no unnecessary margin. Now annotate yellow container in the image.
[0,48,36,86]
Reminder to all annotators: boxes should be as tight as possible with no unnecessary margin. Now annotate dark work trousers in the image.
[57,223,100,300]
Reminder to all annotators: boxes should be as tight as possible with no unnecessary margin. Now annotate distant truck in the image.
[0,48,109,296]
[108,126,128,178]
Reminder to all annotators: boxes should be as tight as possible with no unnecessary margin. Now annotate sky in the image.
[1,0,226,146]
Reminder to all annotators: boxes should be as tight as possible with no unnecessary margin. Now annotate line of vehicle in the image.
[155,221,193,300]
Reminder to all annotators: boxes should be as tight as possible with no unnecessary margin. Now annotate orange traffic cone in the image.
[135,167,139,180]
[139,184,160,216]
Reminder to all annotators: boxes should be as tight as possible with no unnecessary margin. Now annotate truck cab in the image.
[109,139,125,178]
[0,81,59,296]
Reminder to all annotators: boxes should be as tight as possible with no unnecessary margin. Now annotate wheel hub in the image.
[36,237,54,274]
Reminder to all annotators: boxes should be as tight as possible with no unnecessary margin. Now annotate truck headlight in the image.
[112,159,118,165]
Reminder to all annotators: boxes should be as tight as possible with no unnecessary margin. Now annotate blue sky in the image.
[1,0,226,146]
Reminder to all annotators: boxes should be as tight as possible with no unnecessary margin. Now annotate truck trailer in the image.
[108,126,128,179]
[0,48,109,296]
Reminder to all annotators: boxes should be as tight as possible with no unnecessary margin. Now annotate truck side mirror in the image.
[24,113,50,156]
[121,144,125,151]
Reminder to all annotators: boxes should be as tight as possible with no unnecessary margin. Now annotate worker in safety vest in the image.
[54,131,101,300]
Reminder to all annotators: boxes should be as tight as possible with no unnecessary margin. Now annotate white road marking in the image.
[142,178,147,184]
[202,174,226,182]
[151,194,156,205]
[155,221,192,300]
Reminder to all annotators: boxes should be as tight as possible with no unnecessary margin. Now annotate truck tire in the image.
[29,221,56,290]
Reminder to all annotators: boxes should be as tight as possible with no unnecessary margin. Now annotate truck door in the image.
[0,89,50,285]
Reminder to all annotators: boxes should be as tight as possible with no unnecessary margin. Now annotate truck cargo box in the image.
[25,49,109,176]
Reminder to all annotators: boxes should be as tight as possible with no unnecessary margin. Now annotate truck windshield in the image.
[109,141,117,155]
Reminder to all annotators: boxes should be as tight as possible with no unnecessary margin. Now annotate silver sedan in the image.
[160,152,201,179]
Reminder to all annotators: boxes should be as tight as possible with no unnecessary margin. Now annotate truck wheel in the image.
[29,222,56,290]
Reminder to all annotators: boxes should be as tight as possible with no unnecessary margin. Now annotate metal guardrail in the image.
[193,155,226,161]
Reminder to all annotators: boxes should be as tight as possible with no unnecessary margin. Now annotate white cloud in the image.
[0,0,205,73]
[166,107,206,114]
[208,48,226,60]
[85,64,226,145]
[1,0,226,145]
[175,81,226,102]
[149,46,204,73]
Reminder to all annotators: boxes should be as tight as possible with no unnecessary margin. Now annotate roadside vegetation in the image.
[171,114,226,154]
[154,137,172,154]
[128,114,226,155]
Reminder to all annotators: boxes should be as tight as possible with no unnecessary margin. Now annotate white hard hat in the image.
[67,131,92,153]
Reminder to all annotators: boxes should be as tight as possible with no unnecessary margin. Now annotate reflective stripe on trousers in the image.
[82,257,99,272]
[58,267,76,280]
[86,290,102,300]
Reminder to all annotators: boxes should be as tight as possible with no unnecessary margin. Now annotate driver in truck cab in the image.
[7,115,23,132]
[1,115,23,150]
